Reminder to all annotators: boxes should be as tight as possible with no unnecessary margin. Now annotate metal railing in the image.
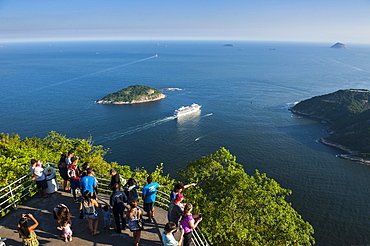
[0,163,210,246]
[0,173,37,215]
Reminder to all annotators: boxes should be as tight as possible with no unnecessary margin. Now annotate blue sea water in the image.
[1,41,370,245]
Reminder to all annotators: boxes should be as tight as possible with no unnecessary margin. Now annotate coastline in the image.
[319,137,370,165]
[290,108,370,165]
[96,94,166,105]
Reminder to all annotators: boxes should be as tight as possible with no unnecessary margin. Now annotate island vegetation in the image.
[96,85,166,104]
[290,89,370,161]
[0,132,315,245]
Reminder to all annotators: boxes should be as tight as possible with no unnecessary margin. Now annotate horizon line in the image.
[0,37,353,45]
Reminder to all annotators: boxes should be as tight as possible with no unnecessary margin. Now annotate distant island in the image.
[330,42,347,49]
[223,44,234,47]
[96,85,166,104]
[289,89,370,164]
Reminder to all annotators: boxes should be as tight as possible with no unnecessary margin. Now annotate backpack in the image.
[67,166,76,179]
[58,154,67,169]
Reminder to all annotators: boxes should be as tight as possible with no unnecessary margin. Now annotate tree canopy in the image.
[179,147,315,246]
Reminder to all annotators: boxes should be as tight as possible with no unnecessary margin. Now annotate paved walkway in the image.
[0,191,168,246]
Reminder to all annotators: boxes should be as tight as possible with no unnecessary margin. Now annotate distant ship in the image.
[174,103,202,117]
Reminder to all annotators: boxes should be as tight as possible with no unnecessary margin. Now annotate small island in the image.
[96,85,166,104]
[330,42,347,49]
[289,89,370,164]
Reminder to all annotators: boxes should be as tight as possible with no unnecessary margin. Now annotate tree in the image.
[178,147,315,246]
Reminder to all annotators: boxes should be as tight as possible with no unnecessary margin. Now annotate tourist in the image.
[30,159,49,198]
[17,213,39,246]
[65,150,74,166]
[162,222,184,246]
[180,203,203,246]
[108,169,120,190]
[169,182,197,203]
[79,190,100,236]
[167,182,196,220]
[102,205,113,230]
[53,203,71,227]
[57,154,69,191]
[110,183,127,233]
[142,175,162,222]
[123,178,139,205]
[57,218,73,242]
[68,156,81,202]
[127,201,143,246]
[80,167,97,199]
[168,193,184,227]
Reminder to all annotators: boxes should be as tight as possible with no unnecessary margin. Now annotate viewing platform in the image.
[0,164,209,246]
[0,190,167,245]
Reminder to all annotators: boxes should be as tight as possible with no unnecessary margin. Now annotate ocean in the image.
[1,41,370,245]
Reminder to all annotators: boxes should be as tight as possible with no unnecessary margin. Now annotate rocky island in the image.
[96,85,166,104]
[289,89,370,164]
[330,42,347,49]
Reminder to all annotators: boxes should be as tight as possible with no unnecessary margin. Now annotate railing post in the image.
[9,183,16,210]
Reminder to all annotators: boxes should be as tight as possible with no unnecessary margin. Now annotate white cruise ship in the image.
[174,103,202,117]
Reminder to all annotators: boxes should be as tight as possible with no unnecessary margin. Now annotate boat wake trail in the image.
[203,113,213,117]
[29,55,158,93]
[95,116,175,143]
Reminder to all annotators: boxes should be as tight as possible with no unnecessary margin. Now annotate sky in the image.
[1,0,370,44]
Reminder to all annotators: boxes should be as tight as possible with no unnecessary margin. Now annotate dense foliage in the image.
[290,89,370,153]
[179,148,315,246]
[100,85,163,102]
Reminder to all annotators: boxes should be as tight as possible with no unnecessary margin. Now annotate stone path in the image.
[0,190,168,246]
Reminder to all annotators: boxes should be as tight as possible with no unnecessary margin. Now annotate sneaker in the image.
[69,237,72,242]
[65,238,68,242]
[74,199,79,203]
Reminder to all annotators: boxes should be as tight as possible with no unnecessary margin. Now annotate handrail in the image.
[0,163,210,245]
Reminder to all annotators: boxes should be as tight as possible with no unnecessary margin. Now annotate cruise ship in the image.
[174,103,202,117]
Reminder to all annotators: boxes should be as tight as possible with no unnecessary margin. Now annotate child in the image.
[58,218,73,242]
[102,205,112,230]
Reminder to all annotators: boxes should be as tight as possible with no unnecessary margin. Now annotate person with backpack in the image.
[79,190,100,236]
[57,154,69,191]
[67,156,81,203]
[110,183,127,233]
[123,178,139,205]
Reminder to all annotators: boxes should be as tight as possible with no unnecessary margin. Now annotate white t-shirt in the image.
[33,166,45,181]
[161,230,178,246]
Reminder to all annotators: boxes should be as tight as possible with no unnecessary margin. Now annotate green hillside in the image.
[290,89,370,153]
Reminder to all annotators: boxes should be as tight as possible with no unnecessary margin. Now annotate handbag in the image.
[137,218,144,230]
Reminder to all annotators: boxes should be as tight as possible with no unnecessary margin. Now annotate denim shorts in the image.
[70,179,80,191]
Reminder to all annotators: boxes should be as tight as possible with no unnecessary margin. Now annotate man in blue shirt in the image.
[142,175,162,222]
[80,168,97,199]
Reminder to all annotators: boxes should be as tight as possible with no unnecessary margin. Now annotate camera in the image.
[199,213,203,218]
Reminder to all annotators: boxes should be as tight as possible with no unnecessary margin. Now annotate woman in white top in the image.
[162,222,184,246]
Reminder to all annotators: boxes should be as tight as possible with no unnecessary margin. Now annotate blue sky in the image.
[1,0,370,43]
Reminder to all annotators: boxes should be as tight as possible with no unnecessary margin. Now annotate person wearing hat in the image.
[168,193,184,227]
[109,169,120,190]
